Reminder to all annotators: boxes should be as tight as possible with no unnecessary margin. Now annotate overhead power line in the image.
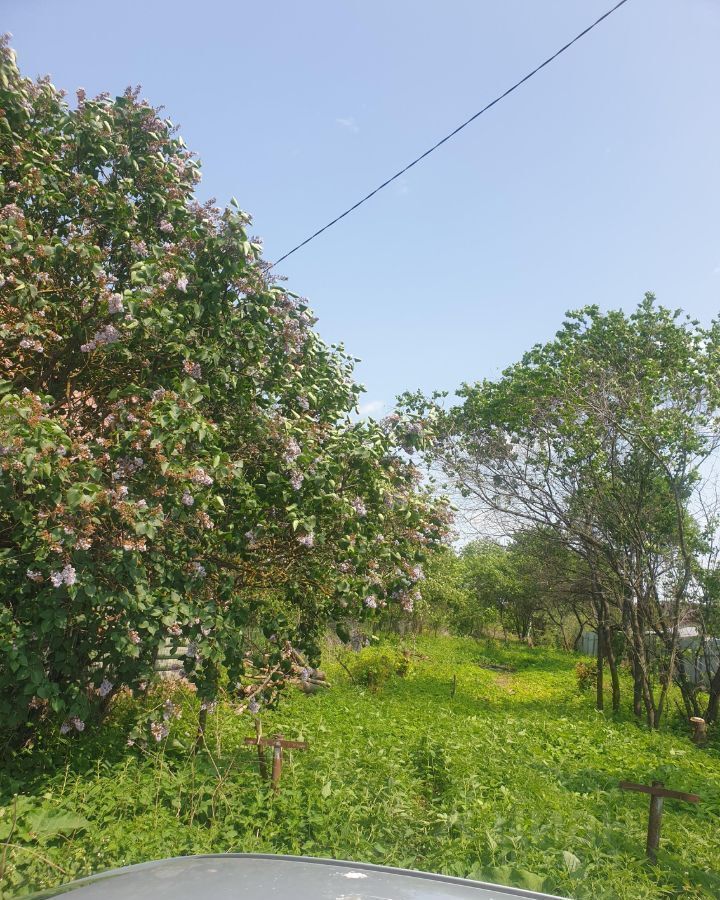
[273,0,632,267]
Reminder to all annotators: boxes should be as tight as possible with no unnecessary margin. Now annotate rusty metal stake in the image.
[646,781,664,861]
[271,735,283,792]
[254,718,268,781]
[244,732,309,793]
[619,780,700,861]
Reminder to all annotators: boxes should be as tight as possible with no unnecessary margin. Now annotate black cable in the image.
[273,0,632,267]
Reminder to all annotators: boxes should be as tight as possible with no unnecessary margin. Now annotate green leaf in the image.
[486,867,546,893]
[26,811,91,836]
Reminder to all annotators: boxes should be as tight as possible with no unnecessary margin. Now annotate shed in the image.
[579,628,720,687]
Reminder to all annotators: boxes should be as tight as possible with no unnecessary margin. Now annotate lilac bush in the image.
[0,39,449,743]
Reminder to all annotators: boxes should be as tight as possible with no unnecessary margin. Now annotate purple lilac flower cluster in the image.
[183,359,202,379]
[80,323,121,353]
[50,564,76,587]
[282,437,302,465]
[60,716,85,734]
[190,467,213,486]
[107,293,124,314]
[150,721,169,741]
[112,456,144,481]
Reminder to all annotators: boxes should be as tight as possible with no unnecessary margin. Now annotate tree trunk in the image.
[623,597,644,720]
[674,653,699,719]
[705,664,720,724]
[558,620,571,652]
[572,611,585,652]
[596,623,604,711]
[604,627,621,713]
[628,602,658,727]
[632,656,643,719]
[655,624,682,726]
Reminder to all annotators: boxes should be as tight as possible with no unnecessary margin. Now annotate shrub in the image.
[0,39,450,745]
[575,660,598,692]
[395,649,413,678]
[348,646,410,690]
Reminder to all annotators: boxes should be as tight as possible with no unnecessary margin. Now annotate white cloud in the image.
[336,116,359,134]
[357,399,385,418]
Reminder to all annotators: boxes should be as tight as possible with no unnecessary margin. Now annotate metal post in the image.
[244,733,308,791]
[271,735,283,792]
[619,779,700,860]
[646,781,664,861]
[255,718,268,781]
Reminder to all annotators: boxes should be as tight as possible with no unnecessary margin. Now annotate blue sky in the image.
[6,0,720,416]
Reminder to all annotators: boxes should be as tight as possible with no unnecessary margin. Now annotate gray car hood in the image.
[28,854,566,900]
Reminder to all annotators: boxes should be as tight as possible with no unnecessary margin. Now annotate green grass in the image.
[1,636,719,898]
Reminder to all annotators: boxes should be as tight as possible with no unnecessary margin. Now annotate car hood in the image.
[28,854,566,900]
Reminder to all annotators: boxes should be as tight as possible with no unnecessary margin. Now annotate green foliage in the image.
[410,734,452,798]
[462,541,533,640]
[0,40,449,743]
[575,660,598,693]
[410,297,720,725]
[387,536,584,647]
[345,645,410,690]
[1,636,718,898]
[381,546,483,636]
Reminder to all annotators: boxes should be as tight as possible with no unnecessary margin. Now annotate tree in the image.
[508,529,594,651]
[0,39,449,746]
[461,541,533,642]
[685,489,720,723]
[411,298,720,726]
[421,547,492,636]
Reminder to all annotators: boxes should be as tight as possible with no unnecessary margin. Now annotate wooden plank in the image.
[619,781,700,803]
[244,737,309,750]
[244,737,273,747]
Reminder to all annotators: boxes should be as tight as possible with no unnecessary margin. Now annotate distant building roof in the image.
[678,626,700,638]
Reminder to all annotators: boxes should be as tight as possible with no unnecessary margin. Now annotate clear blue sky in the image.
[6,0,720,416]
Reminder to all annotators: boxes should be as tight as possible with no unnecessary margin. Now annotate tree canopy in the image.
[409,298,720,725]
[0,38,449,743]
